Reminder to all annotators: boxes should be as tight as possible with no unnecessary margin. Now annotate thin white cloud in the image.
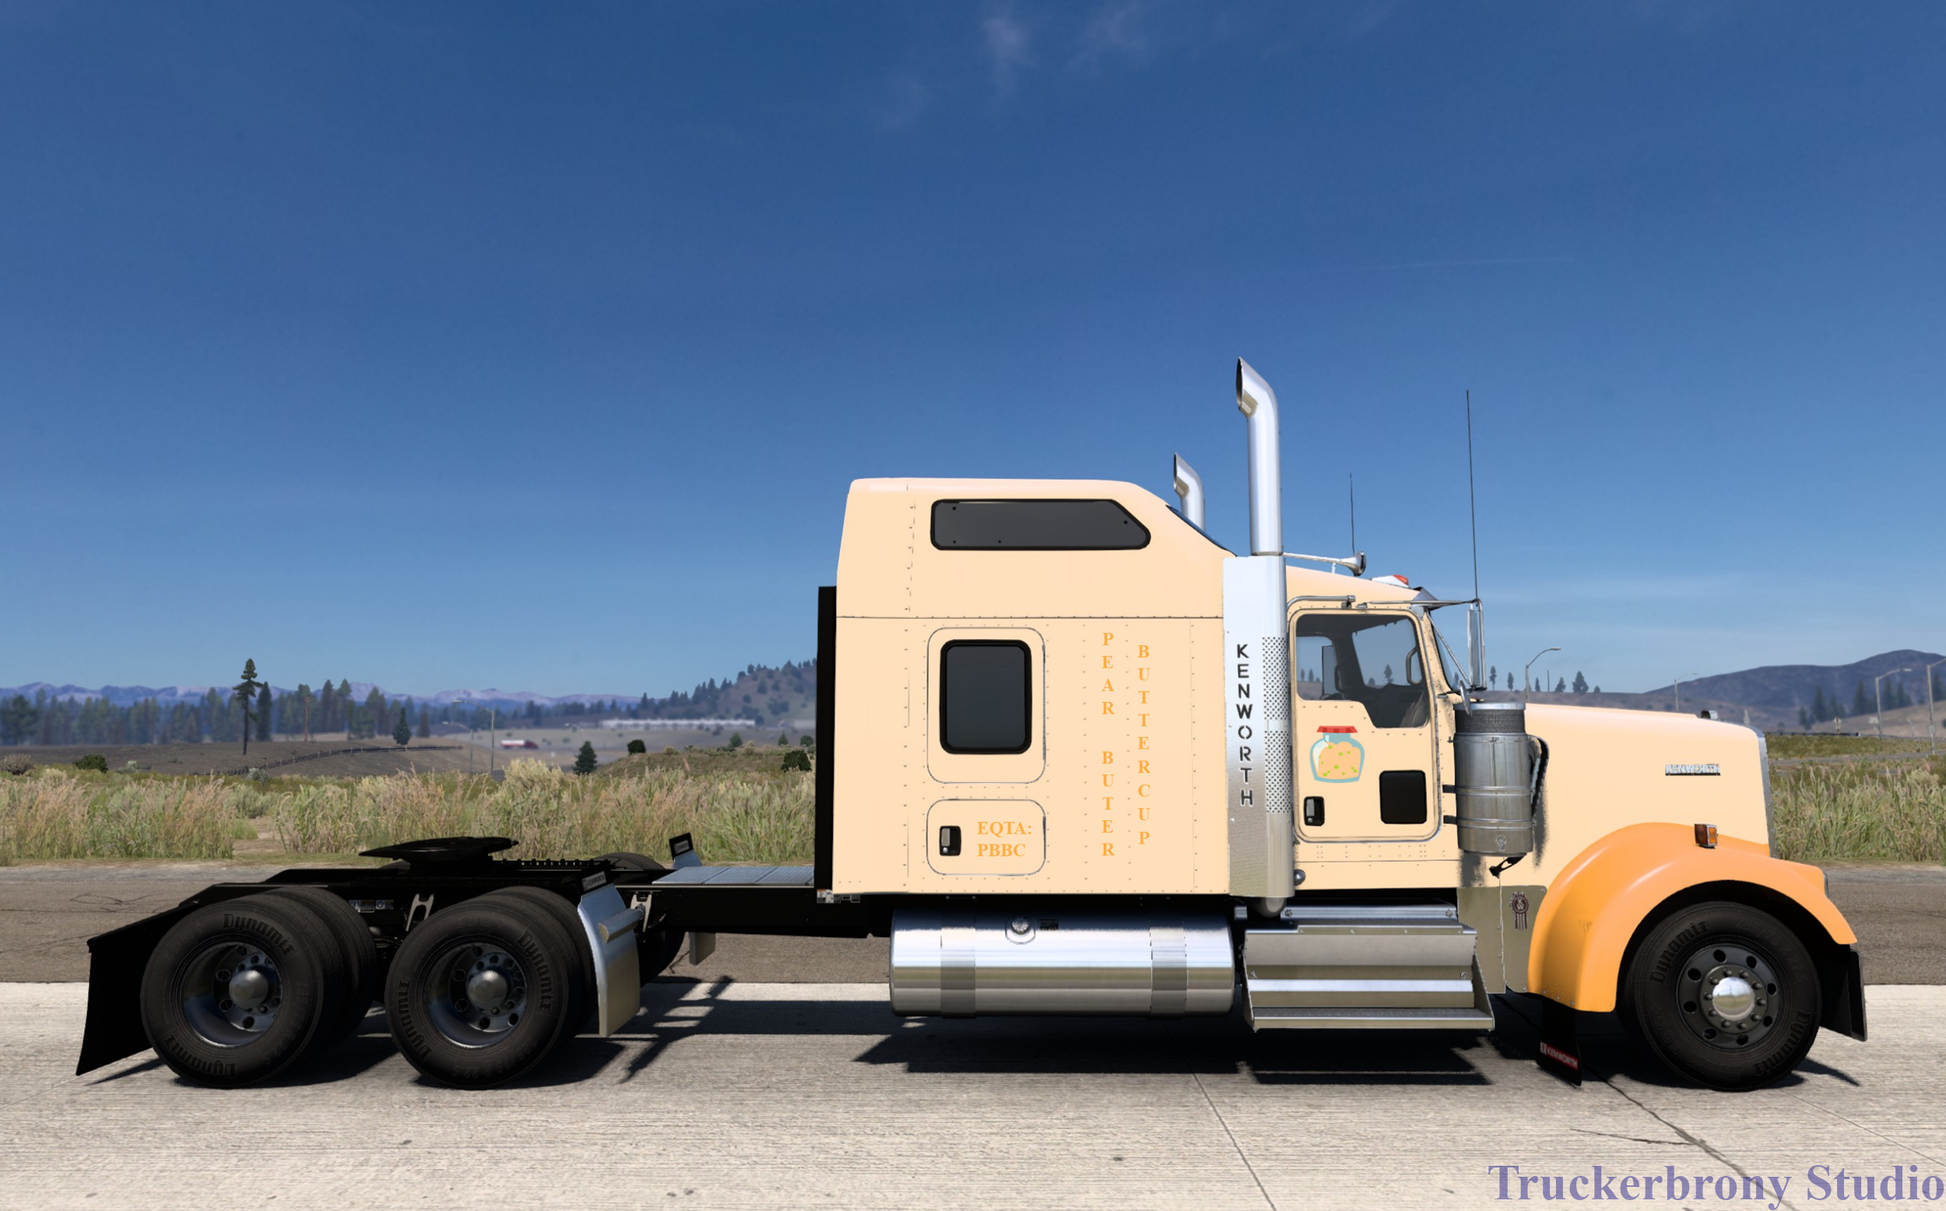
[1072,0,1156,72]
[981,5,1034,94]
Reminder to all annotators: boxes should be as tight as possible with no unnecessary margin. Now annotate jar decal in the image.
[1310,725,1364,783]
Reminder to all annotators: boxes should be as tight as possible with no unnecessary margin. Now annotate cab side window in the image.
[939,641,1032,753]
[1291,615,1429,729]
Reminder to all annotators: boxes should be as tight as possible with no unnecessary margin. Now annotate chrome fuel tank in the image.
[889,907,1236,1017]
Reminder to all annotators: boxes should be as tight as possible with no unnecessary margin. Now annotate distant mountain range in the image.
[1639,650,1942,710]
[0,682,638,712]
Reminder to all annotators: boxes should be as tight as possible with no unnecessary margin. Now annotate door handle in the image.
[1303,796,1325,827]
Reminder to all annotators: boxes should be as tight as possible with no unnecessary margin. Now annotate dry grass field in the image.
[0,746,816,866]
[3,736,1939,868]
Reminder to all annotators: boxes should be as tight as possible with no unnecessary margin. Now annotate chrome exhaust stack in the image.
[1224,357,1295,915]
[1172,454,1205,529]
[1235,358,1283,556]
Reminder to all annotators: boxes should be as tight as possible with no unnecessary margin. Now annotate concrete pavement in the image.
[1,982,1941,1210]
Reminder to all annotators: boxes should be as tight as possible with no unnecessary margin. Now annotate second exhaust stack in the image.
[1172,454,1205,530]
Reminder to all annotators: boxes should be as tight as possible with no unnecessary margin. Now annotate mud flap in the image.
[75,906,192,1075]
[1537,996,1583,1087]
[1823,945,1868,1042]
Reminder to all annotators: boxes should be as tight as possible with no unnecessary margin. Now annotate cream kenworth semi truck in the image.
[77,359,1863,1093]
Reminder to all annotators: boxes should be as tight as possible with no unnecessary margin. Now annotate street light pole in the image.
[1873,668,1912,740]
[461,699,499,776]
[1926,658,1944,756]
[1673,672,1699,714]
[1525,647,1560,708]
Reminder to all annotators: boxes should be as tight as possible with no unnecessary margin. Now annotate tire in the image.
[596,853,682,979]
[488,887,597,1033]
[597,851,667,874]
[265,886,378,1045]
[1621,900,1822,1091]
[384,897,578,1088]
[140,895,346,1087]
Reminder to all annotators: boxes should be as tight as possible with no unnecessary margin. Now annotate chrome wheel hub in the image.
[1710,974,1757,1021]
[1676,943,1779,1050]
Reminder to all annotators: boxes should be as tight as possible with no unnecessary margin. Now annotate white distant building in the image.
[599,718,759,730]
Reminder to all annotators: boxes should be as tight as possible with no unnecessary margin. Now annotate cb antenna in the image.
[1465,390,1480,604]
[1347,474,1356,575]
[1464,389,1484,693]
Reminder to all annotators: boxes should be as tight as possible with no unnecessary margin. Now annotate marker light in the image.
[1694,823,1718,849]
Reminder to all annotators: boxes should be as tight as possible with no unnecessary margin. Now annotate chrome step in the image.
[1244,901,1495,1032]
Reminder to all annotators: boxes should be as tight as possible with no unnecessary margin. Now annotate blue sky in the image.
[2,2,1940,698]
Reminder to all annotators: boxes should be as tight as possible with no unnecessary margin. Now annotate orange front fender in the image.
[1528,822,1855,1011]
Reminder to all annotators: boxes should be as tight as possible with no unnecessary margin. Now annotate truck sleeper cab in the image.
[76,359,1862,1092]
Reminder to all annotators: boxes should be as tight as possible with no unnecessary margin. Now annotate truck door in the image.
[1289,609,1439,844]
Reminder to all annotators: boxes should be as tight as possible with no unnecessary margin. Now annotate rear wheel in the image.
[265,886,378,1045]
[140,896,343,1087]
[385,897,578,1088]
[597,851,666,874]
[1621,900,1821,1091]
[488,887,597,1033]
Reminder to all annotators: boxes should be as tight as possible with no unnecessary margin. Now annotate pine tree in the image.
[0,695,37,746]
[416,707,431,739]
[1571,671,1589,694]
[574,740,598,775]
[1811,686,1829,723]
[392,706,412,747]
[361,688,387,741]
[255,685,271,741]
[1853,680,1871,717]
[232,660,265,757]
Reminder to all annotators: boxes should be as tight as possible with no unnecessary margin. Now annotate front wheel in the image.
[1620,901,1822,1091]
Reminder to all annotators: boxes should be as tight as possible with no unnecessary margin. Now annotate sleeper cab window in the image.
[931,499,1149,550]
[939,640,1032,754]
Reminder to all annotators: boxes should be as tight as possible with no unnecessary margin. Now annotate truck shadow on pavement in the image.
[579,983,1732,1090]
[105,986,1855,1092]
